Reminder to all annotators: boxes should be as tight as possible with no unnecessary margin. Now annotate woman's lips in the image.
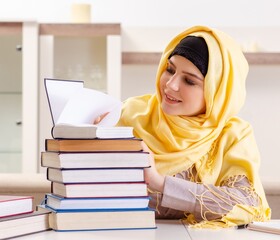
[165,93,181,103]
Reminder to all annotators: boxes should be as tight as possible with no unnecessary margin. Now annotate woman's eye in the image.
[185,78,195,86]
[166,67,175,74]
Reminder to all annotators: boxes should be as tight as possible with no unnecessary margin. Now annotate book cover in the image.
[51,182,148,198]
[44,78,133,139]
[45,138,144,152]
[45,194,150,210]
[45,205,156,231]
[47,167,145,183]
[0,210,51,239]
[0,195,33,218]
[41,151,150,169]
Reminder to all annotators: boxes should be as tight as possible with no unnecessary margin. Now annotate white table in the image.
[14,220,280,240]
[187,225,280,240]
[15,220,190,240]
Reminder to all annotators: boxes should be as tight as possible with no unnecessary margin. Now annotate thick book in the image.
[0,210,51,239]
[45,194,150,210]
[246,220,280,235]
[41,151,150,169]
[46,206,156,231]
[52,182,148,198]
[0,195,33,218]
[45,138,144,152]
[47,167,145,183]
[44,78,133,139]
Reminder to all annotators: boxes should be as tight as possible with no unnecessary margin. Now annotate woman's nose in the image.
[166,74,180,91]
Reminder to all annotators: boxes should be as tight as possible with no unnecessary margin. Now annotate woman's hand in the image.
[93,112,109,125]
[141,141,165,192]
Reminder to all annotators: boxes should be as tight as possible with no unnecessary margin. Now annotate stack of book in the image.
[0,195,50,239]
[40,78,156,231]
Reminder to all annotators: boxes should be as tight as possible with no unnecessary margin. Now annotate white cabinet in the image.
[0,22,38,173]
[0,27,22,173]
[0,22,121,173]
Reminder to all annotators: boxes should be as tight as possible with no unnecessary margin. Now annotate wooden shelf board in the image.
[122,52,162,65]
[122,52,280,65]
[244,52,280,65]
[0,22,22,35]
[39,23,121,37]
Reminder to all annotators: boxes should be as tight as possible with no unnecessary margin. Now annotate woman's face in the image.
[160,55,206,117]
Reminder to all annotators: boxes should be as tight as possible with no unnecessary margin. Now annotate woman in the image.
[117,26,270,228]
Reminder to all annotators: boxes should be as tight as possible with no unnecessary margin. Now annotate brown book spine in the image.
[45,138,144,152]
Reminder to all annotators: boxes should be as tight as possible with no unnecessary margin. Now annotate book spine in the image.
[49,212,58,230]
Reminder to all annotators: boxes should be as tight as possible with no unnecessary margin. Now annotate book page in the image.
[57,88,122,126]
[45,79,84,124]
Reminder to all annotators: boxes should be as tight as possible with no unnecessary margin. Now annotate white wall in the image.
[240,66,280,182]
[1,0,279,181]
[1,0,280,27]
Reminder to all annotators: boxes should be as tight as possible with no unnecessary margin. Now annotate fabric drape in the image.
[117,25,270,226]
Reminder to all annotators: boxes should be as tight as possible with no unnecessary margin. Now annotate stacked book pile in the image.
[40,78,156,231]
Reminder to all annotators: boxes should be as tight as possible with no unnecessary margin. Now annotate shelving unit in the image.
[122,52,280,65]
[38,23,122,173]
[39,23,121,98]
[0,22,22,35]
[0,21,38,173]
[244,52,280,65]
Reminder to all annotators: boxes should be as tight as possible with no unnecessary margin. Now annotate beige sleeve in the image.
[150,175,260,221]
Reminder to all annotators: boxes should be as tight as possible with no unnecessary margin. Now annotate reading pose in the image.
[99,26,271,227]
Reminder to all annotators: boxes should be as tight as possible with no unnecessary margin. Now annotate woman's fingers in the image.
[93,112,109,124]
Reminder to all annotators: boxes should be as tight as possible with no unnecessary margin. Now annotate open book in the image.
[44,78,133,139]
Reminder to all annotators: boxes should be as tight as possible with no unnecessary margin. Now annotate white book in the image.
[47,168,145,183]
[52,182,148,198]
[47,207,156,231]
[246,220,280,235]
[45,194,150,210]
[0,210,50,239]
[0,195,33,218]
[41,151,150,169]
[44,78,133,139]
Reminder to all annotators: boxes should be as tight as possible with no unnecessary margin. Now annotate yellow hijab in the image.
[118,26,270,225]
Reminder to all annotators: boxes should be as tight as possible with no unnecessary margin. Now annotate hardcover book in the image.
[246,220,280,235]
[0,195,33,218]
[45,194,150,210]
[52,182,148,198]
[44,78,133,139]
[47,167,145,183]
[45,138,144,152]
[46,206,156,231]
[0,210,51,239]
[41,151,150,169]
